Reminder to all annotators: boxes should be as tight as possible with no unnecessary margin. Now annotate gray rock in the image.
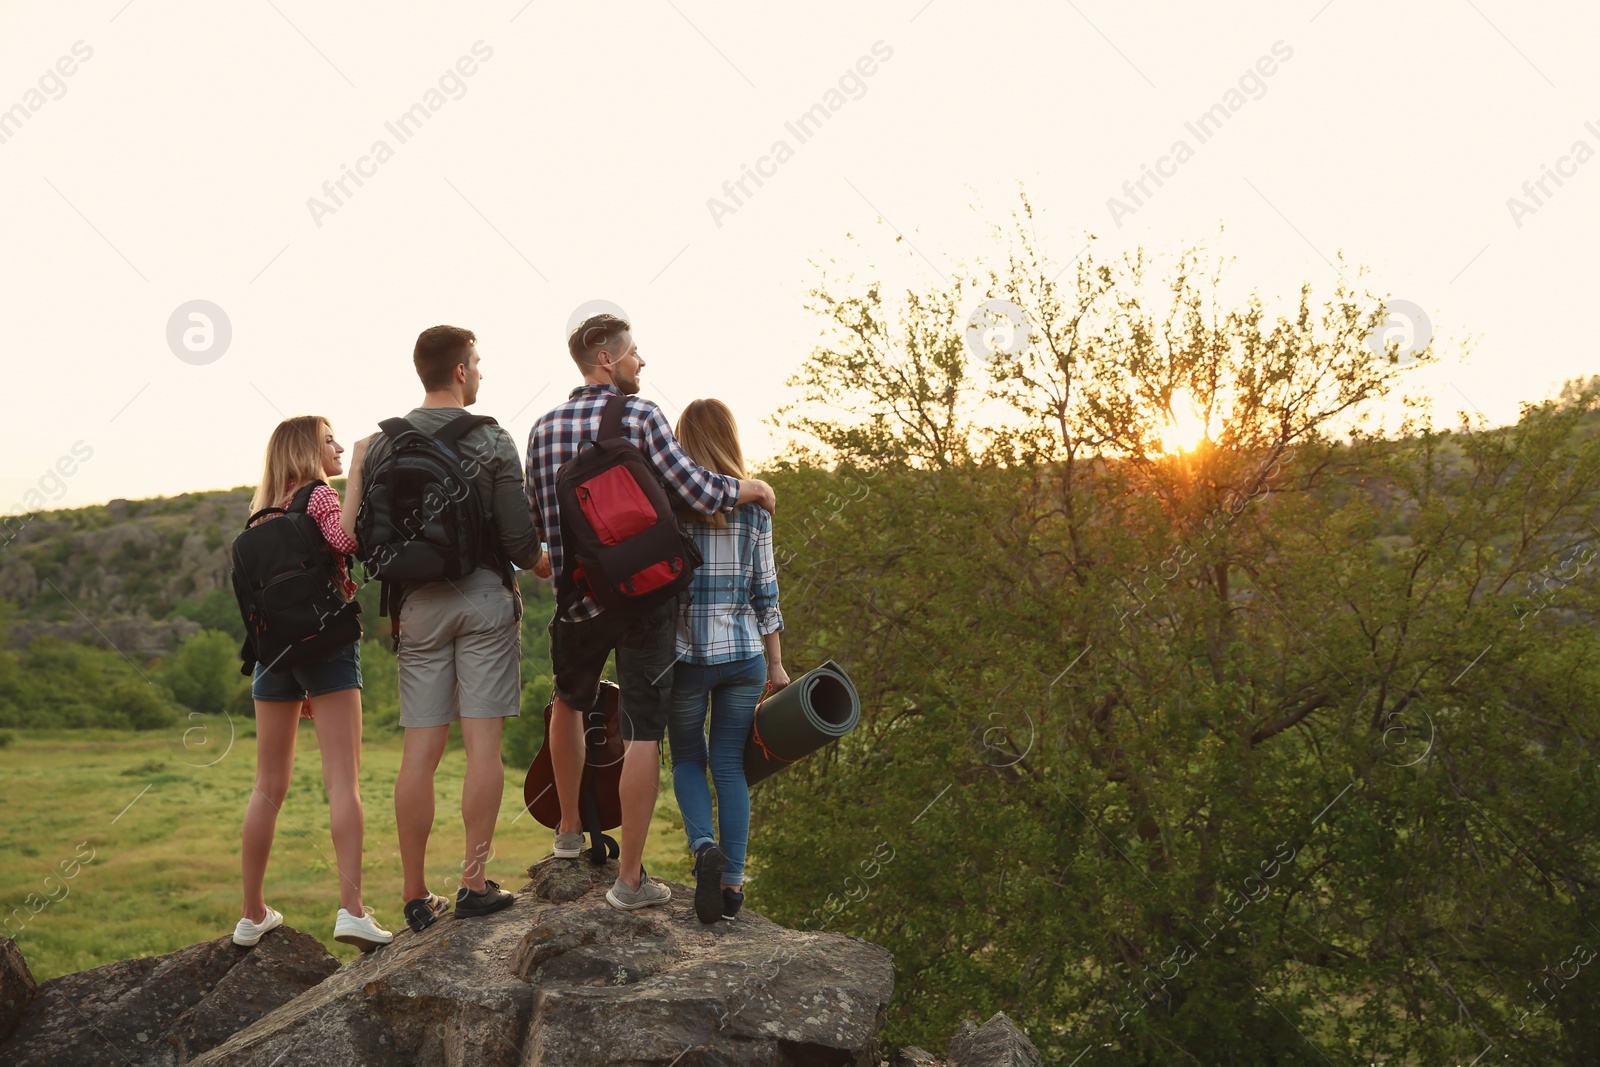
[0,925,338,1066]
[945,1011,1041,1067]
[0,559,38,607]
[8,616,201,658]
[0,936,35,1041]
[189,857,895,1066]
[892,1047,943,1066]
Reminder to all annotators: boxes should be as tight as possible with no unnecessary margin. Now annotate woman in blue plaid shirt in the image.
[669,399,789,924]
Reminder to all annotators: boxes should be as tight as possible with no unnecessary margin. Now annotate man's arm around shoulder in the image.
[633,396,777,514]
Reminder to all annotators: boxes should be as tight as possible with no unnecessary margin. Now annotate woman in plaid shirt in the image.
[669,399,790,923]
[234,416,393,953]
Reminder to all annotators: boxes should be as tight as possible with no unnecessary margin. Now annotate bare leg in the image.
[616,739,660,890]
[395,724,449,904]
[310,688,364,914]
[241,701,302,922]
[549,696,586,835]
[459,716,506,892]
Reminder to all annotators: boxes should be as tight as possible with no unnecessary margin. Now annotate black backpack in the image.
[355,414,503,581]
[231,480,362,676]
[553,394,700,617]
[354,414,508,640]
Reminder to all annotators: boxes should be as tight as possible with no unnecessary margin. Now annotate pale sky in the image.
[1,0,1595,513]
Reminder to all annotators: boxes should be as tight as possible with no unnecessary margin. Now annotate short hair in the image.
[568,314,631,368]
[414,325,477,390]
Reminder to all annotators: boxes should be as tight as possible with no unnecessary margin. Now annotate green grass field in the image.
[0,719,697,980]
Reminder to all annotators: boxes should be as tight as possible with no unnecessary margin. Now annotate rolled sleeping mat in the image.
[744,659,860,786]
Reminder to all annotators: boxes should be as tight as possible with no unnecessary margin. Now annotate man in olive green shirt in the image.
[342,325,549,934]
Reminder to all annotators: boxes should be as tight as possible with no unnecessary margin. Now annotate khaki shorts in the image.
[397,567,522,728]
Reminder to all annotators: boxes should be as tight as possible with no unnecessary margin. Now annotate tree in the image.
[755,205,1600,1063]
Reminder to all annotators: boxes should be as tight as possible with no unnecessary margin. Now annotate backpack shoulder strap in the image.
[434,413,495,447]
[597,394,627,443]
[243,506,287,529]
[431,413,512,587]
[379,417,417,442]
[286,480,325,513]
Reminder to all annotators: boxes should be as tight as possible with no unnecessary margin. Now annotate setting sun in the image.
[1159,389,1211,453]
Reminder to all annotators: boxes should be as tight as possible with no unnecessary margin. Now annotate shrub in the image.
[168,588,246,643]
[224,677,255,720]
[110,679,176,730]
[160,630,239,713]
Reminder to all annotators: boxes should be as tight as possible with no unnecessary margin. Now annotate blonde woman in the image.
[233,416,392,951]
[669,399,789,924]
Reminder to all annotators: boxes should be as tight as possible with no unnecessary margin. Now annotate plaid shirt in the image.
[677,504,783,665]
[525,383,741,622]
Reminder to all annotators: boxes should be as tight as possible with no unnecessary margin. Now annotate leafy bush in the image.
[160,630,239,713]
[0,638,181,729]
[168,589,244,642]
[224,677,255,720]
[503,596,556,770]
[358,638,400,732]
[112,680,175,730]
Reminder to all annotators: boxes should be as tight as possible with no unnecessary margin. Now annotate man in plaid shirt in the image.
[525,313,776,910]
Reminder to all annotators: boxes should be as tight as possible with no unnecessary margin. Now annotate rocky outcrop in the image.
[0,926,338,1067]
[1,488,247,654]
[9,616,203,658]
[0,559,37,608]
[891,1012,1042,1067]
[946,1012,1041,1066]
[189,857,894,1067]
[0,860,917,1067]
[0,936,35,1042]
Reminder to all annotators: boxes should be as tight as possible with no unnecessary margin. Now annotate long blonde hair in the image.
[250,416,330,514]
[675,399,745,528]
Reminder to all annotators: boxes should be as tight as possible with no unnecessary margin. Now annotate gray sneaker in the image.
[605,866,672,911]
[553,831,585,859]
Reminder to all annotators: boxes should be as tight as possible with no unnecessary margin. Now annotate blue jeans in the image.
[668,654,765,886]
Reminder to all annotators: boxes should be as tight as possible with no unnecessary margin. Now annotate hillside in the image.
[0,488,251,656]
[0,484,555,749]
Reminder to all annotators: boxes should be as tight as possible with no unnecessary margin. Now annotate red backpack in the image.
[553,394,700,616]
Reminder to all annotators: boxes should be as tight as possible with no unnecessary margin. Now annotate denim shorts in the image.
[251,641,363,702]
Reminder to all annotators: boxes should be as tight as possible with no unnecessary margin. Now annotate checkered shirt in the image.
[676,504,783,665]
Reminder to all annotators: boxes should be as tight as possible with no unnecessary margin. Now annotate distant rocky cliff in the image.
[0,489,251,656]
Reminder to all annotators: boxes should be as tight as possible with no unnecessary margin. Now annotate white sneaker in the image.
[334,907,394,952]
[232,906,283,947]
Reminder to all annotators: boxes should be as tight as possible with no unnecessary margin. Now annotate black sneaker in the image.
[693,843,725,925]
[455,879,515,919]
[403,893,451,934]
[721,887,744,921]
